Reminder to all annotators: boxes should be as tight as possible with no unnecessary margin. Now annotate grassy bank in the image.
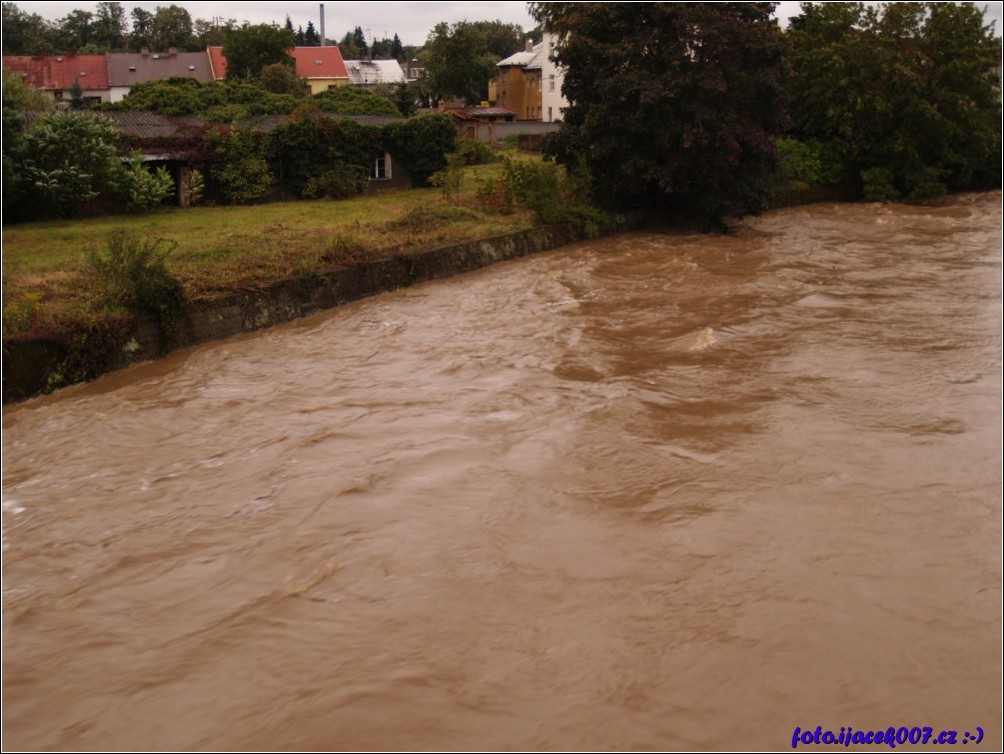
[3,159,539,342]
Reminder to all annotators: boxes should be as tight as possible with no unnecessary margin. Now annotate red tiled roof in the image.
[290,47,348,79]
[3,54,109,90]
[206,46,349,81]
[207,46,227,79]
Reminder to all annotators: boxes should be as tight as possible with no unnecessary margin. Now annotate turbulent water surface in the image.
[3,193,1001,751]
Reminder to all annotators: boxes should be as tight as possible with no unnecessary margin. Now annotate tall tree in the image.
[150,5,195,50]
[93,2,126,50]
[304,20,320,46]
[57,9,95,51]
[787,1,1002,199]
[353,26,369,56]
[1,2,55,54]
[223,23,296,80]
[193,16,235,48]
[390,33,403,61]
[531,2,787,226]
[129,7,153,50]
[421,20,523,104]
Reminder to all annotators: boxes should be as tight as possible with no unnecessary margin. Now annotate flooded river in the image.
[3,193,1001,751]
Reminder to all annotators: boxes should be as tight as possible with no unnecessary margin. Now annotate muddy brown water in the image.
[3,193,1001,751]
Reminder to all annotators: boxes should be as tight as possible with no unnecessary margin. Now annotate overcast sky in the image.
[13,1,1004,47]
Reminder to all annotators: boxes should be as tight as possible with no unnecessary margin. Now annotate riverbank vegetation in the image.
[3,2,1001,399]
[533,1,1001,227]
[2,145,605,348]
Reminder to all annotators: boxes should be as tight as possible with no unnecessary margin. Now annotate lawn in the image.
[2,158,538,338]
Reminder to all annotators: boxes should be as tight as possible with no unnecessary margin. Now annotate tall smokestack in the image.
[319,4,326,47]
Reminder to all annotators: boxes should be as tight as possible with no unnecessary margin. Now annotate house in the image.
[403,59,423,82]
[489,32,568,122]
[107,49,214,102]
[290,47,350,93]
[343,59,406,88]
[490,40,543,120]
[207,46,350,93]
[538,32,568,124]
[3,54,111,105]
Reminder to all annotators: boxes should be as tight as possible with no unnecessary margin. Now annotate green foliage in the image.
[120,157,175,211]
[324,232,375,265]
[420,20,524,104]
[3,291,42,335]
[2,66,53,217]
[429,152,465,203]
[182,168,205,205]
[109,77,303,119]
[533,2,787,227]
[775,138,843,185]
[477,157,607,234]
[267,105,381,198]
[388,204,484,231]
[787,2,1002,199]
[13,111,127,220]
[257,62,309,97]
[394,82,419,117]
[85,230,185,333]
[311,86,402,116]
[452,138,498,166]
[860,167,900,201]
[207,128,271,204]
[302,166,369,200]
[223,22,296,80]
[382,113,457,186]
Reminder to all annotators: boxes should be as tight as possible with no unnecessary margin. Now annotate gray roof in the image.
[343,59,406,86]
[497,42,545,69]
[99,111,206,139]
[107,51,213,87]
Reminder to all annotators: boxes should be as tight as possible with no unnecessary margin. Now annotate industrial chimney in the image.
[319,4,326,47]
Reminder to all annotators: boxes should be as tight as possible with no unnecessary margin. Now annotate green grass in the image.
[3,169,541,339]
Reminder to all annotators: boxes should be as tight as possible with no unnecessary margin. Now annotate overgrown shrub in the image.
[120,157,175,212]
[382,113,457,186]
[860,167,900,202]
[302,165,368,199]
[452,139,498,166]
[775,138,842,185]
[477,158,607,234]
[267,105,381,198]
[312,86,401,116]
[85,230,186,341]
[207,128,272,204]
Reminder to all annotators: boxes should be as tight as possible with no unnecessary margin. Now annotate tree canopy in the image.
[786,1,1002,199]
[420,20,525,104]
[223,23,296,81]
[533,2,787,226]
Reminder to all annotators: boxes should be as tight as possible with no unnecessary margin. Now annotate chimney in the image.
[526,38,534,53]
[319,4,326,47]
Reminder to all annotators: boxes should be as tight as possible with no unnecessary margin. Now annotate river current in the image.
[3,193,1001,750]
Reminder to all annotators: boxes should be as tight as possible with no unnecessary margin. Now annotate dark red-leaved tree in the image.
[533,2,787,228]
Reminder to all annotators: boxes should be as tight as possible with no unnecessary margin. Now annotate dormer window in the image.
[128,65,136,71]
[188,65,195,70]
[79,71,86,76]
[315,60,323,65]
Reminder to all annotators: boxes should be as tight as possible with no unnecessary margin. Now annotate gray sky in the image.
[12,1,1004,47]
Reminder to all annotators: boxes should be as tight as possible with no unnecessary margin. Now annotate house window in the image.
[549,74,555,92]
[371,153,391,180]
[548,106,552,121]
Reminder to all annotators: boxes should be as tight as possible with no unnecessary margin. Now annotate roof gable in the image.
[343,59,405,86]
[291,47,349,79]
[108,51,213,86]
[3,54,110,90]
